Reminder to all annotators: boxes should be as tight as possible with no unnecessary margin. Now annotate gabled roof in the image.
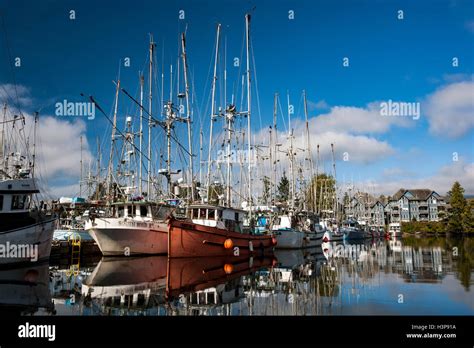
[390,188,442,202]
[407,189,433,200]
[391,188,406,201]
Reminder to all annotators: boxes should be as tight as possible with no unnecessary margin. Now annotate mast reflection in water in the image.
[0,237,472,316]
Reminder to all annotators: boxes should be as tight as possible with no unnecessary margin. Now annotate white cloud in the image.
[308,102,412,135]
[1,84,93,198]
[354,160,474,196]
[0,84,33,108]
[307,99,330,111]
[23,113,93,198]
[424,80,474,138]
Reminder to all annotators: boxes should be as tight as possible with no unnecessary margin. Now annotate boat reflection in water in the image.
[0,262,55,315]
[80,255,276,315]
[7,237,470,316]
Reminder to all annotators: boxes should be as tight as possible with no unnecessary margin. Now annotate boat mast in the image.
[181,32,194,203]
[96,137,101,200]
[245,13,252,215]
[108,79,120,199]
[303,90,315,212]
[316,144,320,214]
[225,108,233,207]
[80,135,83,197]
[32,111,38,177]
[199,127,203,185]
[272,93,278,205]
[331,143,337,221]
[147,35,155,199]
[139,73,144,195]
[206,23,221,201]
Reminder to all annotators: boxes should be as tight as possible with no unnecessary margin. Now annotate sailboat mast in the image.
[245,13,252,215]
[147,36,155,199]
[181,32,194,203]
[139,73,144,195]
[206,23,221,200]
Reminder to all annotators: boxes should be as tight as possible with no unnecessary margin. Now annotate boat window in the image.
[235,212,239,221]
[140,206,147,217]
[118,206,125,217]
[11,195,28,210]
[200,209,206,219]
[0,195,3,211]
[218,210,223,219]
[208,209,215,219]
[192,209,199,219]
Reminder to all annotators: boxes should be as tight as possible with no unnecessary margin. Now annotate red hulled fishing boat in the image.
[168,204,277,258]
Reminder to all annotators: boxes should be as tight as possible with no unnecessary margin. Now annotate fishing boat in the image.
[85,201,171,256]
[168,204,276,257]
[341,218,366,240]
[0,109,57,265]
[272,212,326,249]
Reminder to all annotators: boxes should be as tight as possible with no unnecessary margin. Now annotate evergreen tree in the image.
[277,171,289,202]
[462,200,474,233]
[447,181,466,233]
[262,176,271,205]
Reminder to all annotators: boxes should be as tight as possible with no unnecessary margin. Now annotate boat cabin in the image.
[0,178,39,231]
[187,204,245,233]
[98,201,172,221]
[272,212,321,232]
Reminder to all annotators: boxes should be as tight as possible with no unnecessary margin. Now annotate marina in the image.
[0,1,472,346]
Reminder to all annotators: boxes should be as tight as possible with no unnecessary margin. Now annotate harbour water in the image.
[4,236,471,316]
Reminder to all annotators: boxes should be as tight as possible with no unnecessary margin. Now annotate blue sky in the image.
[0,0,473,198]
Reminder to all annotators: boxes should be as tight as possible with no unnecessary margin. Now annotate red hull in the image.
[168,219,276,258]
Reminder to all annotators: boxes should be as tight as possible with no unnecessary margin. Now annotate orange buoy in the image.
[224,238,233,249]
[224,263,233,274]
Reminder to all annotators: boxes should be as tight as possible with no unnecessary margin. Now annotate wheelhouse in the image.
[187,204,245,233]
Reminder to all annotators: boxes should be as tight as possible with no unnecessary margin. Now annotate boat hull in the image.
[275,229,323,249]
[0,219,56,266]
[168,219,276,258]
[87,221,168,256]
[343,229,366,240]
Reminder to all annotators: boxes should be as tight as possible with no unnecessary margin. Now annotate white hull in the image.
[0,219,55,265]
[275,229,322,249]
[86,219,168,256]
